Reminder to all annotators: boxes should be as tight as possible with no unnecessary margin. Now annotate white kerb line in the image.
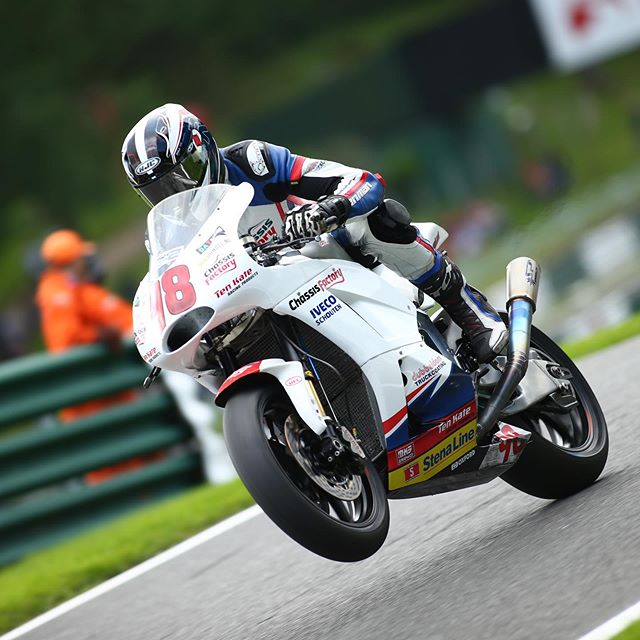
[577,599,640,640]
[0,505,262,640]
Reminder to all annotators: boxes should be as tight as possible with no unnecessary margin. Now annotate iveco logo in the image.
[135,157,161,175]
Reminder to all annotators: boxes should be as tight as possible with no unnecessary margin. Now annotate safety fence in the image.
[0,342,203,566]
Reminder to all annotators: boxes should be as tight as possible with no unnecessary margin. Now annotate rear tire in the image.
[223,381,389,562]
[500,324,608,499]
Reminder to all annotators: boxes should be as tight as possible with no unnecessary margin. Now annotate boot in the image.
[417,253,507,363]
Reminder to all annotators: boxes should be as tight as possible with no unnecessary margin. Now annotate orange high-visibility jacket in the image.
[36,269,134,421]
[36,269,133,352]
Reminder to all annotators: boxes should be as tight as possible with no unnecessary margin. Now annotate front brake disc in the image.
[284,416,362,500]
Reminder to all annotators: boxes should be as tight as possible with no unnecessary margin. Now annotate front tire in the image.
[500,324,608,499]
[223,381,389,562]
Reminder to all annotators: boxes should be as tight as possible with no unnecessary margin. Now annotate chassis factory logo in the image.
[204,253,237,285]
[288,267,345,311]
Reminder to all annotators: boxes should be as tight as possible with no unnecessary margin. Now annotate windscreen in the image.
[146,184,233,276]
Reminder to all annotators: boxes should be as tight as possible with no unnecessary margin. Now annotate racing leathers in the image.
[221,140,507,363]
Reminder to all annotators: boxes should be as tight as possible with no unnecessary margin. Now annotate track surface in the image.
[16,338,640,640]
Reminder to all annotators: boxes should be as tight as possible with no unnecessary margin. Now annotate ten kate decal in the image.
[204,253,237,285]
[213,268,258,298]
[196,227,228,256]
[249,218,278,245]
[395,442,415,466]
[410,356,447,388]
[143,347,159,363]
[288,267,346,311]
[310,295,342,326]
[285,375,303,386]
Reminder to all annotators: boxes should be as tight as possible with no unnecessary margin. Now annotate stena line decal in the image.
[388,419,477,490]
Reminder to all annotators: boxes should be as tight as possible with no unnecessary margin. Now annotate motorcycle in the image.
[133,183,608,562]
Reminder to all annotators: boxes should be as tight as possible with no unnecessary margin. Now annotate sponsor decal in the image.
[404,463,420,482]
[135,157,161,175]
[143,347,159,363]
[213,268,258,298]
[285,375,303,386]
[388,420,477,490]
[289,284,321,310]
[423,424,476,472]
[247,141,269,176]
[204,253,237,284]
[249,218,277,245]
[349,181,373,205]
[525,259,538,286]
[133,326,146,346]
[310,294,342,326]
[437,404,474,434]
[395,442,415,466]
[411,357,447,389]
[495,424,528,464]
[133,294,141,307]
[451,448,476,471]
[196,227,227,255]
[288,268,345,311]
[317,267,344,291]
[307,160,326,172]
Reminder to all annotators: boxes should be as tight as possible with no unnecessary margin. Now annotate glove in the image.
[284,195,351,241]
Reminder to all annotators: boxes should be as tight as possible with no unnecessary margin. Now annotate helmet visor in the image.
[137,143,210,207]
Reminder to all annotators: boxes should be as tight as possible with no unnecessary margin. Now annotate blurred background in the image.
[1,0,640,611]
[2,0,640,356]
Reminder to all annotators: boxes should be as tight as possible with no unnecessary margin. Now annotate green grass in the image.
[614,620,640,640]
[563,311,640,360]
[0,479,254,635]
[1,311,640,635]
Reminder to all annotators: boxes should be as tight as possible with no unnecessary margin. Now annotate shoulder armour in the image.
[223,140,275,181]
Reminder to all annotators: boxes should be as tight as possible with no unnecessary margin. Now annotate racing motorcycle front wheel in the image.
[223,381,389,562]
[500,323,609,499]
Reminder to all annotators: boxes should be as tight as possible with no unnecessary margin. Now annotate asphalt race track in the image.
[13,337,640,640]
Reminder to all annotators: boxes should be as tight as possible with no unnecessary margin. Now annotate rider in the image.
[122,104,507,363]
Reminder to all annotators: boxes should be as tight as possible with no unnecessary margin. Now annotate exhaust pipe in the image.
[476,257,541,443]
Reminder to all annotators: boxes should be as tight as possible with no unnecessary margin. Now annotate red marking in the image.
[570,1,591,32]
[415,234,436,255]
[160,264,196,315]
[404,463,420,481]
[275,201,286,221]
[343,172,368,198]
[152,280,166,331]
[192,130,202,146]
[290,156,306,182]
[383,406,408,434]
[387,399,477,471]
[287,194,312,206]
[406,375,438,403]
[374,172,386,188]
[217,361,263,398]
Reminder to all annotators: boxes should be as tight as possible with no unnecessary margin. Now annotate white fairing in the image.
[133,183,451,438]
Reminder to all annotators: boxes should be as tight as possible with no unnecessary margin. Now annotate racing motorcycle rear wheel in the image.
[223,381,389,562]
[500,324,608,499]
